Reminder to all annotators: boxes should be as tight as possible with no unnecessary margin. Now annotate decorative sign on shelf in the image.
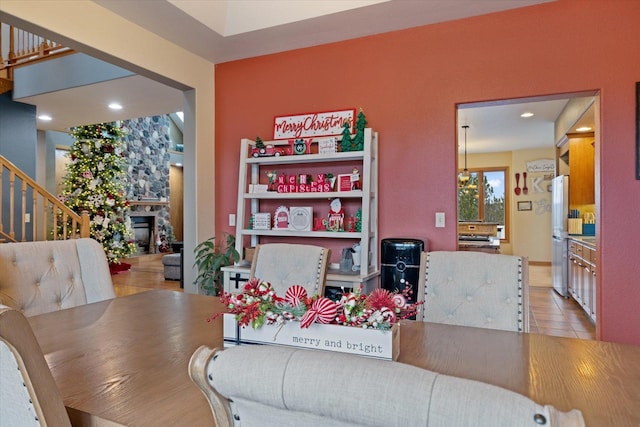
[318,137,338,153]
[289,207,312,231]
[273,206,289,229]
[273,109,355,139]
[252,213,271,230]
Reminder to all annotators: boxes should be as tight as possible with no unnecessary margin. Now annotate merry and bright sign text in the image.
[274,109,355,139]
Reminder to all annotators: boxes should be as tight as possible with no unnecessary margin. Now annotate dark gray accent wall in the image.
[0,92,37,241]
[0,92,37,174]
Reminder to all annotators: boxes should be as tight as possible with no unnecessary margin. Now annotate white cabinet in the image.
[223,129,379,296]
[568,239,596,322]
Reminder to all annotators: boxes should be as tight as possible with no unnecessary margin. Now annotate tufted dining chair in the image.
[0,238,116,317]
[417,251,529,332]
[0,304,72,426]
[189,344,584,427]
[249,243,330,296]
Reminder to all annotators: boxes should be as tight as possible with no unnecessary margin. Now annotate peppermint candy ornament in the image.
[299,298,338,328]
[313,298,338,324]
[285,285,308,306]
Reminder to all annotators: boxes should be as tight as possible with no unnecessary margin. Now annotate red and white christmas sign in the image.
[273,109,355,139]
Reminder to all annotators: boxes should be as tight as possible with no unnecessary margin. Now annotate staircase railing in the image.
[1,22,71,84]
[0,155,89,242]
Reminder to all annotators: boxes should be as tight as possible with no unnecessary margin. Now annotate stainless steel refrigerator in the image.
[551,175,570,297]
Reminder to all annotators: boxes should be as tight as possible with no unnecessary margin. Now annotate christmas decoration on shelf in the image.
[351,167,361,190]
[351,108,367,151]
[250,136,289,157]
[326,198,344,231]
[273,206,289,229]
[265,170,278,191]
[355,208,362,232]
[289,138,312,155]
[58,123,137,264]
[340,119,354,152]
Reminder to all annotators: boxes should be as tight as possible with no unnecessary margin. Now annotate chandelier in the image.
[458,125,471,188]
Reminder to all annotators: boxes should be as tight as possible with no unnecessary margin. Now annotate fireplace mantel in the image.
[128,201,169,207]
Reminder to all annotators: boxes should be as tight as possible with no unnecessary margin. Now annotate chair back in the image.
[0,305,72,426]
[189,344,584,427]
[0,238,115,316]
[418,251,529,332]
[249,243,330,296]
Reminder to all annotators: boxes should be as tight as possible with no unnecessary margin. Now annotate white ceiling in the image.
[7,0,594,154]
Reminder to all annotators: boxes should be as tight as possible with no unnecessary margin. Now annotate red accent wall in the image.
[215,0,640,345]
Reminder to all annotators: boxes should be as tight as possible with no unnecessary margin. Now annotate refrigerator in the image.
[551,175,570,297]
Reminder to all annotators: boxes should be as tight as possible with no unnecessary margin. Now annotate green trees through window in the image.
[458,168,507,240]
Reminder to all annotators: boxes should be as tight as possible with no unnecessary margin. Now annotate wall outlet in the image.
[24,213,31,223]
[228,214,236,227]
[435,212,445,228]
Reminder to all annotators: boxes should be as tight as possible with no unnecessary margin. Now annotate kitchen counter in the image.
[458,238,500,254]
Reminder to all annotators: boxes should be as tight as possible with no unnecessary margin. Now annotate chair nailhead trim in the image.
[533,413,547,424]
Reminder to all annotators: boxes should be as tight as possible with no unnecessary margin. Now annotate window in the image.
[458,167,509,241]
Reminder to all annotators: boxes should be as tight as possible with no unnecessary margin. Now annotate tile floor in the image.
[528,264,595,340]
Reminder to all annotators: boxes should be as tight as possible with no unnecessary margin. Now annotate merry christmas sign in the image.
[273,109,355,139]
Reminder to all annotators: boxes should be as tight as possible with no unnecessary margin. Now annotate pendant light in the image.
[458,125,471,188]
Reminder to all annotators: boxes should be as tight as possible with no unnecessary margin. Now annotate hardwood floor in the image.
[111,254,183,297]
[111,256,595,340]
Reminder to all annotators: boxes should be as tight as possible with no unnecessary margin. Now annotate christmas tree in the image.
[340,120,353,152]
[58,122,137,264]
[351,109,368,151]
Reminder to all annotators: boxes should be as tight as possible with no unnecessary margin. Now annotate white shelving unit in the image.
[222,129,379,296]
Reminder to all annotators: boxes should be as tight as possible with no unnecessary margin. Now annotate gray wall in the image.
[0,92,37,240]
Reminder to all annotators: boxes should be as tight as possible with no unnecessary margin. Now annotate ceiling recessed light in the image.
[520,112,534,118]
[108,103,123,110]
[576,126,592,132]
[38,115,52,121]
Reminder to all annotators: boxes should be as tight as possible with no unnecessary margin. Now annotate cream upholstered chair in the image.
[249,243,330,296]
[0,238,116,317]
[0,304,72,426]
[418,251,529,332]
[189,345,584,427]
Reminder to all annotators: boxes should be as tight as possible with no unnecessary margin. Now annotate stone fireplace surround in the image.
[121,116,175,247]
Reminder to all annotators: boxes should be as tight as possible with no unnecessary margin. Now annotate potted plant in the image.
[193,233,240,296]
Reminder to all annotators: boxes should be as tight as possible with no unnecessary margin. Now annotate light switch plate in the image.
[435,212,445,228]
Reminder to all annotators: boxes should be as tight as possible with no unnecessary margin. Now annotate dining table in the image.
[28,289,640,426]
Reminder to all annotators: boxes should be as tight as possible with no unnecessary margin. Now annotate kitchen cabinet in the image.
[458,222,500,254]
[568,238,596,322]
[222,129,379,296]
[568,133,595,205]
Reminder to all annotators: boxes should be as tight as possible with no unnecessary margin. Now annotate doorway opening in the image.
[456,91,600,338]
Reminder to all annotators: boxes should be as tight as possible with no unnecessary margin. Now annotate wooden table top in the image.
[28,290,640,426]
[28,290,222,426]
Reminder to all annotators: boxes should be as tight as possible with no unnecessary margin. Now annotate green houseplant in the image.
[193,234,240,296]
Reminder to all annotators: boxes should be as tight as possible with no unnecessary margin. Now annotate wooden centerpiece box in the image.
[223,313,400,360]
